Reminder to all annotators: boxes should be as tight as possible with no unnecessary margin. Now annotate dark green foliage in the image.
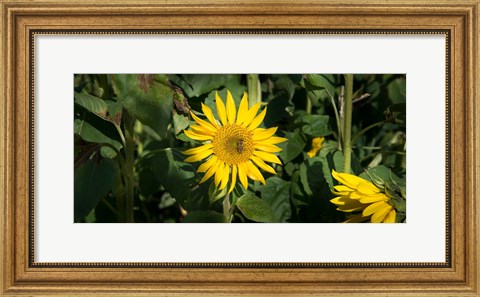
[74,74,406,223]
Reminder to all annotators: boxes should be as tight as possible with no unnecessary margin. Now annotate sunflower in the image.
[183,90,287,193]
[307,137,325,158]
[330,170,396,223]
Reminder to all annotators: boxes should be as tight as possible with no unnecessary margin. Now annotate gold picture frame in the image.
[1,0,479,295]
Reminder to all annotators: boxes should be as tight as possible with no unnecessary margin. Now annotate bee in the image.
[236,139,244,154]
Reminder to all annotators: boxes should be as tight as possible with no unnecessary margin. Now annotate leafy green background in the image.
[74,74,406,223]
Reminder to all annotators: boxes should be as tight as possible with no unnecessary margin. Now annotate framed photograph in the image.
[1,0,479,296]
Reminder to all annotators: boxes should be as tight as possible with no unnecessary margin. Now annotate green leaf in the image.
[385,182,406,212]
[263,96,292,127]
[288,74,303,84]
[279,132,306,163]
[177,74,243,97]
[262,75,297,126]
[112,74,174,136]
[301,114,332,137]
[395,212,406,223]
[74,91,108,119]
[360,165,405,188]
[106,100,123,125]
[320,150,344,188]
[73,117,118,146]
[74,114,122,158]
[260,177,291,222]
[283,162,296,177]
[172,112,191,135]
[138,167,160,197]
[74,94,123,157]
[236,192,275,223]
[290,170,309,207]
[273,74,296,100]
[300,157,326,196]
[148,148,195,209]
[182,211,226,223]
[74,158,117,221]
[181,75,219,97]
[208,182,227,204]
[299,163,312,196]
[304,74,336,98]
[187,182,212,212]
[387,77,406,104]
[168,75,194,96]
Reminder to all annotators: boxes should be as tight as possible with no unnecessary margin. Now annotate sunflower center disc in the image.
[212,124,254,165]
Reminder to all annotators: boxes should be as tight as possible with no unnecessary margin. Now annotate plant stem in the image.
[247,74,261,107]
[306,94,312,114]
[330,95,343,150]
[223,193,232,223]
[114,123,127,148]
[343,74,354,173]
[113,161,125,223]
[123,112,136,223]
[100,142,125,170]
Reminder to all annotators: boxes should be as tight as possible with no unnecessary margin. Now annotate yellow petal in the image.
[254,143,282,153]
[215,91,227,125]
[248,107,267,131]
[383,209,396,223]
[241,102,261,127]
[183,143,213,155]
[236,92,249,125]
[330,196,346,206]
[335,198,365,212]
[253,150,282,164]
[237,162,249,189]
[199,158,220,183]
[330,196,367,211]
[371,204,393,223]
[363,201,388,217]
[225,90,236,124]
[307,137,324,158]
[197,155,217,173]
[184,149,213,162]
[184,129,213,141]
[201,103,219,128]
[251,155,276,174]
[333,185,355,193]
[246,160,266,185]
[190,112,217,133]
[189,124,215,136]
[330,189,352,196]
[219,165,230,190]
[214,161,225,187]
[359,193,388,204]
[311,137,324,148]
[356,181,381,195]
[349,191,364,199]
[332,170,375,190]
[263,136,287,145]
[252,127,277,141]
[228,165,238,193]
